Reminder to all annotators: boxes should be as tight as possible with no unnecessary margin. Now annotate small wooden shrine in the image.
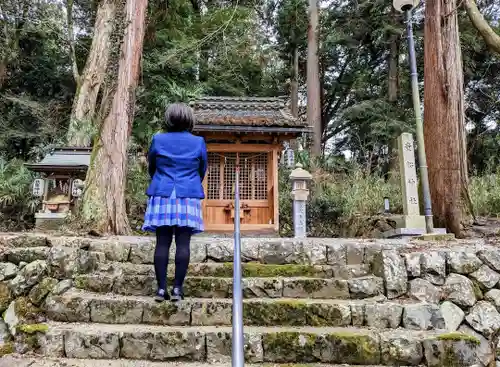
[25,147,91,229]
[191,96,310,233]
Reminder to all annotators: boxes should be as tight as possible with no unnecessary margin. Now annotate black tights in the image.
[154,226,192,290]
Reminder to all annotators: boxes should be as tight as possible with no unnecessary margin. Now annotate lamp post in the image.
[393,0,434,233]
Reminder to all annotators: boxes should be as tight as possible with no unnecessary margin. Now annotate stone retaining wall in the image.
[0,233,499,365]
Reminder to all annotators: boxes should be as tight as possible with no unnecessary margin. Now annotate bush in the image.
[470,173,500,216]
[279,166,403,237]
[0,158,39,231]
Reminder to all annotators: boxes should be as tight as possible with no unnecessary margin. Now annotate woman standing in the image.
[143,103,208,302]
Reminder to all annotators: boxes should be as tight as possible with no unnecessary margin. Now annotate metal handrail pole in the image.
[232,163,244,367]
[406,9,434,233]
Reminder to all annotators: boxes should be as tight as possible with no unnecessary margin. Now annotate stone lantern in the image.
[289,163,312,238]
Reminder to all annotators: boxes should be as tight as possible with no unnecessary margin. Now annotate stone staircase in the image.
[1,234,500,366]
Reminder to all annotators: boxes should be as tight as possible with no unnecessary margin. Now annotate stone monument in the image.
[396,132,425,229]
[383,133,446,238]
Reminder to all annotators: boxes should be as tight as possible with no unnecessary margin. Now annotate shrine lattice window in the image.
[206,152,268,200]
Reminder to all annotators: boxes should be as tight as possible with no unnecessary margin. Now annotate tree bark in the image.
[306,0,322,157]
[424,0,468,237]
[80,0,148,235]
[464,0,500,55]
[66,0,117,147]
[291,46,299,118]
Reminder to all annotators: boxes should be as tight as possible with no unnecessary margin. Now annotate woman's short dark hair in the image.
[163,103,195,132]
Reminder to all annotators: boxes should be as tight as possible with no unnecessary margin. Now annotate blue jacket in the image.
[146,132,208,199]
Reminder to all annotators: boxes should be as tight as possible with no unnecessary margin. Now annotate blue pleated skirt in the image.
[142,189,204,234]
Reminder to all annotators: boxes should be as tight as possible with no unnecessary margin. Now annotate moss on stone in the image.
[28,277,58,306]
[0,342,13,357]
[470,279,484,300]
[263,331,317,360]
[242,263,323,278]
[299,279,325,293]
[183,277,229,297]
[0,282,12,313]
[185,263,328,278]
[441,345,467,367]
[459,261,480,275]
[73,275,89,289]
[244,300,309,326]
[14,297,40,319]
[243,299,348,327]
[436,332,480,345]
[16,323,49,334]
[21,334,40,350]
[149,301,178,318]
[13,297,30,318]
[325,330,380,364]
[275,299,307,306]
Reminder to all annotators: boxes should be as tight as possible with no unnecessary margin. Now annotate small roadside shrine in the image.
[191,96,310,233]
[25,147,91,229]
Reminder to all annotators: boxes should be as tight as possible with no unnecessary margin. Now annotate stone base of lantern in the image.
[35,212,69,231]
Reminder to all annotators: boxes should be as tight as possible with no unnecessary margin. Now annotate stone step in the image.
[32,322,486,366]
[73,274,384,299]
[1,234,412,266]
[0,356,418,367]
[45,289,446,331]
[95,261,372,279]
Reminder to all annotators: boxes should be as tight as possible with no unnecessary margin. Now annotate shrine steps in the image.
[74,273,382,299]
[0,356,417,367]
[46,289,441,329]
[1,233,498,366]
[30,322,483,365]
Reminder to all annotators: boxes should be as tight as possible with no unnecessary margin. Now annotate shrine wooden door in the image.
[203,144,278,232]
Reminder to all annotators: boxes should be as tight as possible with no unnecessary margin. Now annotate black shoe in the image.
[154,289,168,302]
[171,287,184,302]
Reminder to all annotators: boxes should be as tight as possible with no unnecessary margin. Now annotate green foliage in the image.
[279,159,403,237]
[470,173,500,216]
[0,158,38,230]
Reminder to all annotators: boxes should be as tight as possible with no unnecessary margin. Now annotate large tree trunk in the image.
[424,0,469,237]
[80,0,148,235]
[464,0,500,55]
[291,46,299,118]
[306,0,322,157]
[66,0,117,147]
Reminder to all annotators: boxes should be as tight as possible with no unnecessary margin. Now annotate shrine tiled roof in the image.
[190,96,309,130]
[25,147,91,173]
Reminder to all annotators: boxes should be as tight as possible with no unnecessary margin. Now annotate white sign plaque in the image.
[32,179,44,197]
[71,179,84,198]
